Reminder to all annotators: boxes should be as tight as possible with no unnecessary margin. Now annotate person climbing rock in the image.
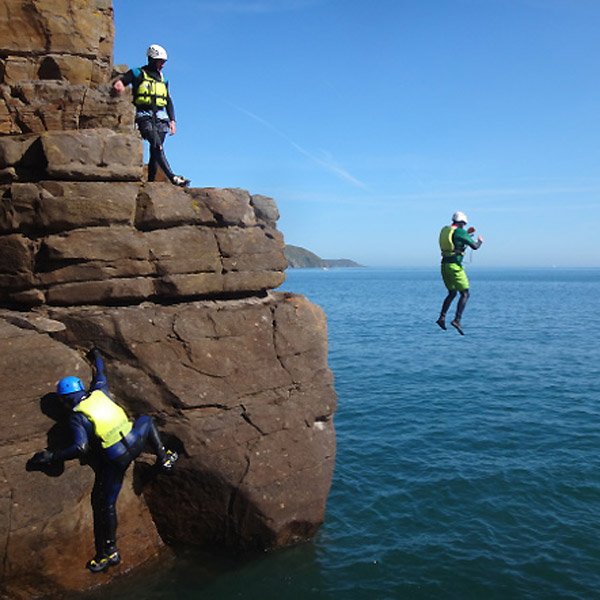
[29,348,178,573]
[113,44,190,187]
[436,211,484,335]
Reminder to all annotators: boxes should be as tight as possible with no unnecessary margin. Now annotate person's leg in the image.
[455,289,470,322]
[450,289,470,335]
[152,121,176,181]
[438,263,458,329]
[87,461,127,572]
[138,119,176,182]
[440,290,457,319]
[130,415,178,470]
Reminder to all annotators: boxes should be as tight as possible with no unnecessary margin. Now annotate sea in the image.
[85,267,600,600]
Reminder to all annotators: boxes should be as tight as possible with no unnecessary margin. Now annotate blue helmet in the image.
[57,376,85,396]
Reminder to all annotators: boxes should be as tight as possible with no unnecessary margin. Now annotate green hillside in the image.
[284,245,363,268]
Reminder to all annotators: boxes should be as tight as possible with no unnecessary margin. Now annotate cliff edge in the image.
[0,2,337,597]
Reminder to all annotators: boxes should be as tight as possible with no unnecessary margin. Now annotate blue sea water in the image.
[88,267,600,600]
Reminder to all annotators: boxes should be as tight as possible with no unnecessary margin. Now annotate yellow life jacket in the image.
[439,225,457,259]
[74,390,132,449]
[134,69,168,108]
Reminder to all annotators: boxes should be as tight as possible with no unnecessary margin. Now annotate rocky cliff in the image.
[0,2,336,598]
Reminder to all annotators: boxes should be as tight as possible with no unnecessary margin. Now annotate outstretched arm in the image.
[88,348,109,394]
[29,413,91,467]
[112,69,135,95]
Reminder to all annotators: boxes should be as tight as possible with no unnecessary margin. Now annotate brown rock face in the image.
[0,1,132,134]
[0,181,286,307]
[0,0,337,597]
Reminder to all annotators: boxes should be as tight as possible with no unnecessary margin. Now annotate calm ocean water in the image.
[86,268,600,600]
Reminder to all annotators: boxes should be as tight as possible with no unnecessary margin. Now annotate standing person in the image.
[113,44,190,187]
[436,211,484,335]
[29,348,178,573]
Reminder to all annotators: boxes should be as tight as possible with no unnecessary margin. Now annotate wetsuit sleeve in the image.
[118,69,136,87]
[454,228,482,250]
[53,413,91,461]
[89,350,113,398]
[166,83,175,122]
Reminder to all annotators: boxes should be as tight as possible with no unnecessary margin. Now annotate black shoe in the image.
[86,550,121,573]
[161,449,178,473]
[436,317,447,330]
[451,319,465,335]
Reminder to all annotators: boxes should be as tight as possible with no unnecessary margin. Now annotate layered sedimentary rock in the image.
[0,287,336,598]
[0,0,336,598]
[0,175,286,306]
[0,0,132,134]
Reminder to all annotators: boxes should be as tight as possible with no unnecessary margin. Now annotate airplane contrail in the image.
[229,102,367,189]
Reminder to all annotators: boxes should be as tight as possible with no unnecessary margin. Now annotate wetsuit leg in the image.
[440,290,457,318]
[455,289,470,322]
[130,415,168,463]
[137,118,175,182]
[91,459,128,558]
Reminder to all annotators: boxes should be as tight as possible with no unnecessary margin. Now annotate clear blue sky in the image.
[113,0,599,267]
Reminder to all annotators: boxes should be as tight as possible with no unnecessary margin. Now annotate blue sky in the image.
[113,0,599,267]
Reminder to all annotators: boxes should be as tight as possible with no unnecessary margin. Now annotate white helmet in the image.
[147,44,168,61]
[452,211,468,224]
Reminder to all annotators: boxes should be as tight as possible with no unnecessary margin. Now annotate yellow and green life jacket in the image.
[74,390,132,449]
[134,69,168,108]
[439,225,458,258]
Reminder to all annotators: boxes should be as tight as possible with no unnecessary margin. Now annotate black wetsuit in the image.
[54,353,168,560]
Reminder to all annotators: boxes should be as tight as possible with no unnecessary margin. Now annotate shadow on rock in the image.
[132,434,187,495]
[25,392,71,477]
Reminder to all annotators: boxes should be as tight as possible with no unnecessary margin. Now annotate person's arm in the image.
[53,414,92,461]
[455,228,483,250]
[87,348,110,395]
[166,86,176,135]
[31,413,91,466]
[113,69,136,95]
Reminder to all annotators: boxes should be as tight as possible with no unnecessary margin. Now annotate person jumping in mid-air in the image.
[30,348,178,573]
[436,211,484,335]
[113,44,190,187]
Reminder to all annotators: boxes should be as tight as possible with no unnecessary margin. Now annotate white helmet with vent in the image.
[147,44,168,61]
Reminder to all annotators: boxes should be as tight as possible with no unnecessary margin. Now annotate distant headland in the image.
[285,245,364,269]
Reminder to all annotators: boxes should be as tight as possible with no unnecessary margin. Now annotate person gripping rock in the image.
[113,44,190,187]
[29,348,178,573]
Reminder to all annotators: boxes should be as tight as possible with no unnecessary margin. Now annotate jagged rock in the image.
[191,187,258,227]
[0,0,114,85]
[0,182,286,307]
[0,129,141,182]
[136,183,216,228]
[46,292,336,549]
[0,318,164,594]
[251,193,280,227]
[42,128,143,181]
[0,0,336,597]
[0,290,336,595]
[0,0,122,135]
[0,82,135,135]
[0,181,139,233]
